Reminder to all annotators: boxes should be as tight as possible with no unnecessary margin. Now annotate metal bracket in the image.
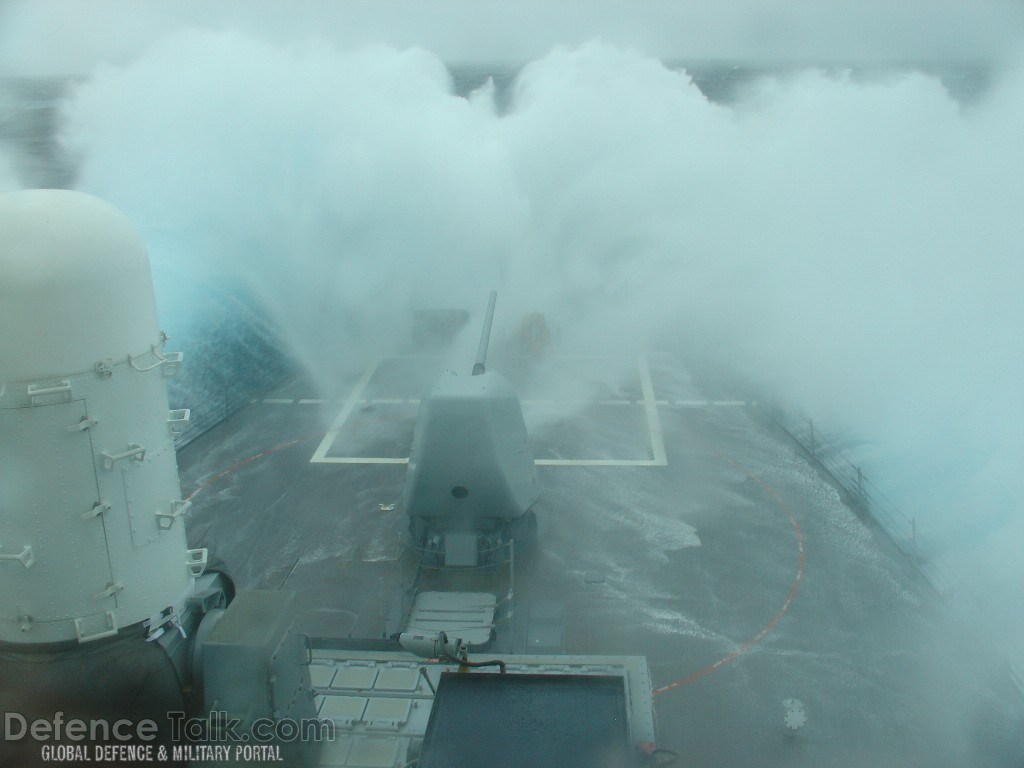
[167,408,191,435]
[94,582,124,600]
[74,611,118,643]
[81,501,111,520]
[128,341,183,377]
[186,548,208,578]
[100,443,146,471]
[94,359,114,378]
[0,545,34,569]
[156,499,191,530]
[128,345,166,372]
[27,380,71,406]
[161,351,184,378]
[66,416,98,433]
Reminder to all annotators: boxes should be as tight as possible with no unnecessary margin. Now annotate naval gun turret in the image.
[404,292,539,567]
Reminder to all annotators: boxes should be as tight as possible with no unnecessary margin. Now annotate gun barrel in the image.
[472,291,497,375]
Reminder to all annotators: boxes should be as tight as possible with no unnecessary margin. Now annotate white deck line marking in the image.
[312,457,410,464]
[264,398,294,404]
[638,355,668,466]
[311,457,662,466]
[371,398,405,405]
[674,399,750,407]
[536,458,665,467]
[311,358,382,463]
[310,354,669,467]
[298,398,327,404]
[531,354,632,360]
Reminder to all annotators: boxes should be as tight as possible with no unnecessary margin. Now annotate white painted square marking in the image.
[310,355,668,467]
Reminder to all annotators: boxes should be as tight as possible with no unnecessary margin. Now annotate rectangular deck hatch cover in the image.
[417,672,637,768]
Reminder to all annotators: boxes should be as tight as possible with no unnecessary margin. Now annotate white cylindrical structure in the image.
[0,189,202,644]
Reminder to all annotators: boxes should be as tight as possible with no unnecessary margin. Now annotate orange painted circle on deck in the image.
[652,457,805,696]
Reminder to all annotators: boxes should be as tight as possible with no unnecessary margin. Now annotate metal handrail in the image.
[754,403,959,597]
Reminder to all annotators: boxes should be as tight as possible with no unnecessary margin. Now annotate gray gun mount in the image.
[404,293,540,566]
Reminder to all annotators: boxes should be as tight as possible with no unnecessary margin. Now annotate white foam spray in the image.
[45,27,1024,668]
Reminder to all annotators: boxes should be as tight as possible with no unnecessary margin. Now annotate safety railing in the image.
[753,402,959,598]
[171,360,295,450]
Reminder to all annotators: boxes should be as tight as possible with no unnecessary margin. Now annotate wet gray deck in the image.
[178,350,1024,767]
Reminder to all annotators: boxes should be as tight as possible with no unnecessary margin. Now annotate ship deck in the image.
[177,350,1024,767]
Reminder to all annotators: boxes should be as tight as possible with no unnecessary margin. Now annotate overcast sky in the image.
[2,0,1022,76]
